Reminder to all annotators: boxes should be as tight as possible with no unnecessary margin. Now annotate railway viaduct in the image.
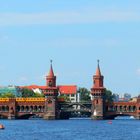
[0,61,140,120]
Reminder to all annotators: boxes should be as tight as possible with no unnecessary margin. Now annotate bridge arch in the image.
[34,106,38,112]
[25,106,30,112]
[105,104,138,120]
[107,105,137,112]
[21,106,25,112]
[60,102,92,118]
[15,105,45,119]
[0,105,9,112]
[15,105,45,113]
[17,113,39,119]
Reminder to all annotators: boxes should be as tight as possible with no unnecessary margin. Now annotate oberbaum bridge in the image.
[0,61,140,120]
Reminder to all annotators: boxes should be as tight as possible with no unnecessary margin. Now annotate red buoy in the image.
[108,121,112,124]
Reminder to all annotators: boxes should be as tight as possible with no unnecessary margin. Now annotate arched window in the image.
[34,106,38,112]
[38,106,42,112]
[30,106,33,112]
[5,106,9,112]
[25,106,29,112]
[2,106,6,112]
[21,106,24,112]
[16,106,20,112]
[133,106,136,112]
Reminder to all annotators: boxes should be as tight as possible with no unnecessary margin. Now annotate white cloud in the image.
[0,8,140,26]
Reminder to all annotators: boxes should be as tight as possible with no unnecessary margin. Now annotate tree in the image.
[0,92,15,98]
[105,89,114,102]
[21,88,34,97]
[77,87,91,101]
[21,88,45,97]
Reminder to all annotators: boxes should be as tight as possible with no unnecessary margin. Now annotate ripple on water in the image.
[0,119,140,140]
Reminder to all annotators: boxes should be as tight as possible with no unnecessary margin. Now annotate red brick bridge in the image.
[104,100,140,119]
[0,61,140,120]
[0,98,45,119]
[91,60,140,120]
[0,97,140,119]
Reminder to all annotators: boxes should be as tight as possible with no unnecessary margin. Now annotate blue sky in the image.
[0,0,140,96]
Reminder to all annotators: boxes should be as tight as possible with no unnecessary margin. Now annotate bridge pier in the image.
[8,98,16,120]
[43,97,56,120]
[43,97,60,120]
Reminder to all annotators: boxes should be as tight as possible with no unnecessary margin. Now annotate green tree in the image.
[105,89,114,102]
[21,88,45,97]
[0,92,15,98]
[21,88,35,97]
[77,87,91,101]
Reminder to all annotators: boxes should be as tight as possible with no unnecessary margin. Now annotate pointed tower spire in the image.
[95,59,101,76]
[92,60,104,88]
[46,60,56,87]
[48,60,54,77]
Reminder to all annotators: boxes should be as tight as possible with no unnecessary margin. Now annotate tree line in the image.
[0,87,114,102]
[0,88,44,98]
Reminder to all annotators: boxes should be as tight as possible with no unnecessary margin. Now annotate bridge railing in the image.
[0,98,10,102]
[16,98,45,102]
[59,101,91,104]
[61,108,91,112]
[0,97,46,102]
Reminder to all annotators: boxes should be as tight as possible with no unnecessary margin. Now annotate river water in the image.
[0,118,140,140]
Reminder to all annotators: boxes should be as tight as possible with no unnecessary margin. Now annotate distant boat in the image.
[130,116,135,119]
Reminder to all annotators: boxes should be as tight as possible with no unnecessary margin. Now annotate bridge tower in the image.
[91,60,106,120]
[43,60,59,120]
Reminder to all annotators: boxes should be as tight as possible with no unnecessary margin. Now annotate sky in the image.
[0,0,140,96]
